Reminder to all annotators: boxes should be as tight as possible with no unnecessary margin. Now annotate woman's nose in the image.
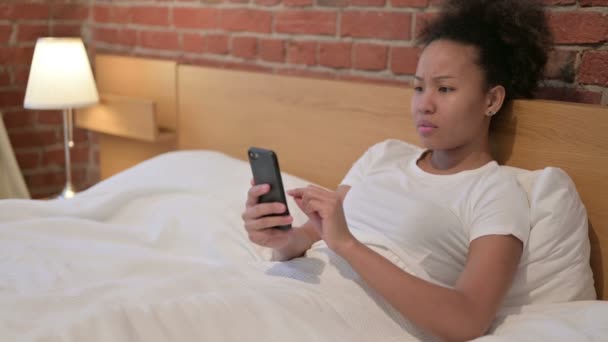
[416,90,435,114]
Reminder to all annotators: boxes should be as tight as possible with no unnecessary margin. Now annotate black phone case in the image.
[248,147,291,230]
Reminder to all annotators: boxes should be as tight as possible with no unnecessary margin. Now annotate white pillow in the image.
[502,166,597,307]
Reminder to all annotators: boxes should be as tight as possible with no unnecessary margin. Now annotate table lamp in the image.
[24,37,99,199]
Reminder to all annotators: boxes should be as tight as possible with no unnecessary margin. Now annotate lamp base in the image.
[58,182,77,199]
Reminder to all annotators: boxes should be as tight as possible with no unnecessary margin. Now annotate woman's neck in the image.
[418,141,493,175]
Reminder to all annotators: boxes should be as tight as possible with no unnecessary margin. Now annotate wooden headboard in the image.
[81,55,608,300]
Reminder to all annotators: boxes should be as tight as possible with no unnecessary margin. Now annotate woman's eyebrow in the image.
[414,75,456,81]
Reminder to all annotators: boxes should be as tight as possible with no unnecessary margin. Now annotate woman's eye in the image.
[438,86,454,93]
[414,86,423,92]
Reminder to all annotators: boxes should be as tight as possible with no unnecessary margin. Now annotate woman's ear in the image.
[485,85,506,116]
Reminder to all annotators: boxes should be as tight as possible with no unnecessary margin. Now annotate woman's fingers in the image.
[246,184,270,207]
[288,186,334,214]
[244,215,293,232]
[242,202,286,219]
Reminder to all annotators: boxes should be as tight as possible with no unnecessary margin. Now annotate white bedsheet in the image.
[1,151,607,342]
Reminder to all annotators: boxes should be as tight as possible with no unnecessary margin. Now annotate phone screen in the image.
[248,147,291,230]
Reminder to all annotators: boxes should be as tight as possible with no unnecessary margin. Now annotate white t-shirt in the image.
[340,139,530,290]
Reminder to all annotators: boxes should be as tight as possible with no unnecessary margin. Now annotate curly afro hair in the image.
[418,0,552,102]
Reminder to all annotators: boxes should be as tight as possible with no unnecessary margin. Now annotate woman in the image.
[242,0,552,340]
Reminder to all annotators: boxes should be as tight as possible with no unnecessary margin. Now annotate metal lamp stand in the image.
[58,108,76,199]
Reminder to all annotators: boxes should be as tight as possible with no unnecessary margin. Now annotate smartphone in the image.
[247,147,291,230]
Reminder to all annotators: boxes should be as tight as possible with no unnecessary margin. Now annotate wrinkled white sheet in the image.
[1,151,607,342]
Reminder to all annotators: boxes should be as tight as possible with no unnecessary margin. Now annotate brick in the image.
[36,110,63,125]
[51,3,89,21]
[354,43,387,71]
[535,86,602,105]
[543,0,576,4]
[12,47,35,66]
[73,128,90,144]
[319,42,352,69]
[93,27,137,46]
[139,31,178,50]
[130,6,169,26]
[352,0,386,6]
[0,4,8,20]
[206,34,229,55]
[24,171,66,189]
[318,0,349,7]
[284,0,314,6]
[544,49,576,82]
[580,0,608,5]
[220,9,273,33]
[232,36,258,59]
[578,50,608,86]
[0,69,9,87]
[173,8,218,29]
[0,89,24,107]
[93,5,131,24]
[341,11,411,40]
[17,24,50,43]
[1,3,50,20]
[0,46,35,66]
[30,189,60,200]
[2,110,36,129]
[259,39,285,63]
[12,66,30,86]
[52,24,82,37]
[391,0,429,7]
[390,46,420,75]
[8,129,59,149]
[43,146,90,166]
[286,40,317,65]
[276,11,337,36]
[92,5,110,22]
[0,24,12,44]
[255,0,282,5]
[15,151,40,170]
[183,33,205,53]
[548,12,608,44]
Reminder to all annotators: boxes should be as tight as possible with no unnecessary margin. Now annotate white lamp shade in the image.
[24,37,99,109]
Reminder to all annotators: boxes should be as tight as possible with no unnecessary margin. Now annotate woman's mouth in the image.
[417,121,437,135]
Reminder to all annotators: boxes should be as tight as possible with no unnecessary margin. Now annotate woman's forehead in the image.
[417,40,482,79]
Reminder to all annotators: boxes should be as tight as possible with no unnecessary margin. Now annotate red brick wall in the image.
[89,0,608,104]
[0,1,98,199]
[2,0,608,197]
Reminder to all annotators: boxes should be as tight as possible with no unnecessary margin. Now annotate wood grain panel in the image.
[94,55,177,131]
[99,134,176,179]
[76,93,159,141]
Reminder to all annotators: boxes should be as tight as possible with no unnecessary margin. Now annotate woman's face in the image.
[411,39,494,151]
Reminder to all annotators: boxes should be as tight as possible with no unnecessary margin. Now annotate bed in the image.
[1,54,607,341]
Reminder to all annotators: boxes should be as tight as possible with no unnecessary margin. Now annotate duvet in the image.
[1,151,606,342]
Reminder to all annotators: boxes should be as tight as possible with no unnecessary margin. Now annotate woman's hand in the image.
[241,182,295,250]
[287,185,356,254]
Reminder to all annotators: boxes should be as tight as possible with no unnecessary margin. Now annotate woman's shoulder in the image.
[474,163,529,199]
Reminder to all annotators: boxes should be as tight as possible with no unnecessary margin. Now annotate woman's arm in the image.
[338,235,522,342]
[271,220,321,261]
[288,185,523,341]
